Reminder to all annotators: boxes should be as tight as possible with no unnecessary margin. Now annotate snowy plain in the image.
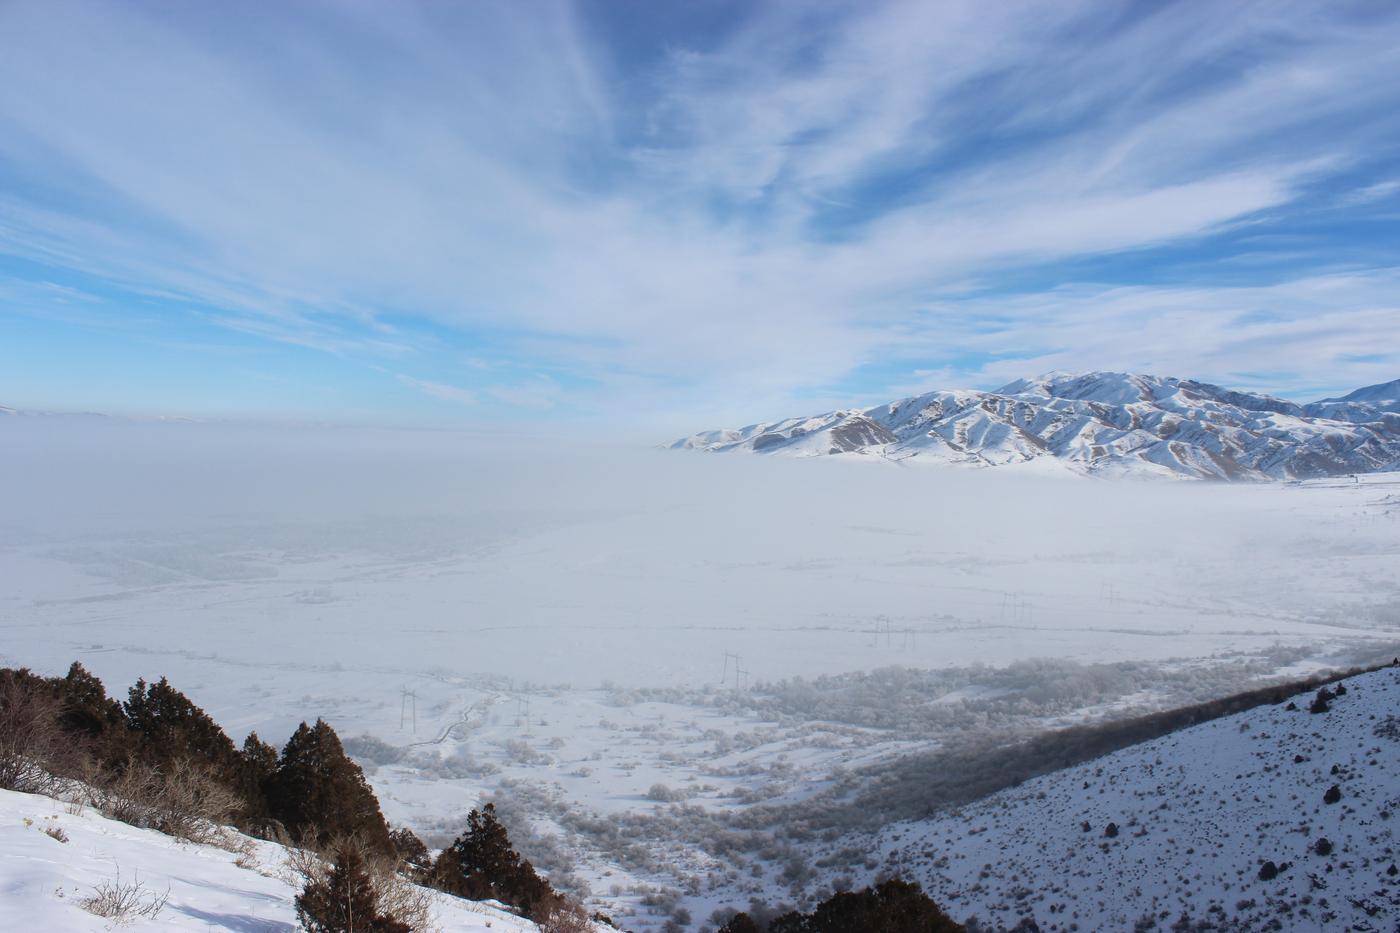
[2,419,1399,928]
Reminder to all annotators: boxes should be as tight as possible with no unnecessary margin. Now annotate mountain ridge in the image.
[672,371,1400,481]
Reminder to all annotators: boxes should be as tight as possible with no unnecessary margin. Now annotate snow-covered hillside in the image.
[858,665,1400,930]
[672,371,1400,481]
[0,786,543,932]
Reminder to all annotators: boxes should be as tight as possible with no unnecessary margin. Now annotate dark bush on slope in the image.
[52,662,127,748]
[267,719,395,858]
[0,668,66,793]
[389,826,433,877]
[295,842,411,933]
[124,677,244,781]
[237,731,279,823]
[729,879,963,933]
[1,663,278,840]
[717,913,764,933]
[433,802,559,919]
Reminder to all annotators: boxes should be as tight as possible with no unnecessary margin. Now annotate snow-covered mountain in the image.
[672,372,1400,480]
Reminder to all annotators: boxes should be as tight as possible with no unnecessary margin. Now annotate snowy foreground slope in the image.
[673,371,1400,480]
[859,665,1400,930]
[0,788,541,933]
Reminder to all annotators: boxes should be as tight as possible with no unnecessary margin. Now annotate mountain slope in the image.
[0,787,544,932]
[876,665,1400,930]
[672,372,1400,480]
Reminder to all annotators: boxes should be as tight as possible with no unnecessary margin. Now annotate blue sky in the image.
[1,0,1398,433]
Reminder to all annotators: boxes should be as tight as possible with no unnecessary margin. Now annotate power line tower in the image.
[399,688,417,734]
[720,651,740,685]
[1001,592,1032,625]
[871,615,893,647]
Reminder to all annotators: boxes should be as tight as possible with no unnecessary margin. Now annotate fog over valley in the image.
[3,418,1398,927]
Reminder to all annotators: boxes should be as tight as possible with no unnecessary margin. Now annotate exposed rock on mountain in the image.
[673,372,1400,480]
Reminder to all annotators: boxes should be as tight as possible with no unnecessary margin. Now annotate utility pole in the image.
[400,688,417,734]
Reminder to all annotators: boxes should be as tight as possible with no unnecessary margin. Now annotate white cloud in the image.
[395,374,477,406]
[0,0,1397,423]
[1341,180,1400,205]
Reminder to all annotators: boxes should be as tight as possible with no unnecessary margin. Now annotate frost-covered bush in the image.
[649,783,686,802]
[343,734,405,766]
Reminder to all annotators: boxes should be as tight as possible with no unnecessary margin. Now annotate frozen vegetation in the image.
[2,418,1399,928]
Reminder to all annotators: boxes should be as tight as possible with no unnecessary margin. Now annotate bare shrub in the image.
[537,899,595,933]
[78,868,170,921]
[87,760,163,826]
[44,824,69,843]
[371,863,437,932]
[149,758,242,842]
[208,828,262,871]
[0,674,66,794]
[88,756,241,843]
[278,833,327,889]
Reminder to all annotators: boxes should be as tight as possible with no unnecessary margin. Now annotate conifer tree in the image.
[718,913,763,933]
[434,803,555,918]
[389,826,432,876]
[53,662,125,741]
[295,844,409,933]
[765,879,963,933]
[267,719,393,856]
[237,732,278,821]
[123,677,241,777]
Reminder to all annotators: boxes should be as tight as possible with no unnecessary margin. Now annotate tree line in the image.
[0,661,592,931]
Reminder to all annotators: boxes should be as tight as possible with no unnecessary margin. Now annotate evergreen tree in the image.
[52,662,125,742]
[765,880,963,933]
[237,731,278,821]
[718,913,764,933]
[434,803,555,918]
[295,844,409,933]
[241,732,278,785]
[389,826,432,876]
[267,719,393,856]
[123,677,241,777]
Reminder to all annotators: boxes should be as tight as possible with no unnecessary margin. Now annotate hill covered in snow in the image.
[861,664,1400,930]
[672,372,1400,481]
[0,786,545,932]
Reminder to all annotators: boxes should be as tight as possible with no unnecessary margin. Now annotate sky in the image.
[1,0,1398,435]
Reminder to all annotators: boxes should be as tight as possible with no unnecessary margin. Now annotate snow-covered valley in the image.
[3,421,1400,929]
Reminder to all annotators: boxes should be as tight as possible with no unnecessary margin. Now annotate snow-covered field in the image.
[2,420,1399,928]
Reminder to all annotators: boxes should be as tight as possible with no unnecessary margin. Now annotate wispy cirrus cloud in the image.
[395,375,477,407]
[0,0,1397,427]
